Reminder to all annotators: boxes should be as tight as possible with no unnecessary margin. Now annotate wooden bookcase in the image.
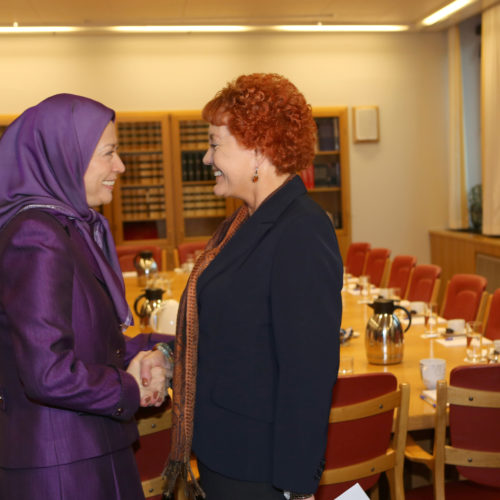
[168,108,351,257]
[0,107,351,265]
[169,111,236,245]
[106,112,177,264]
[309,107,351,258]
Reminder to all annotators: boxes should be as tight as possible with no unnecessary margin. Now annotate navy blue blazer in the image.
[192,176,342,494]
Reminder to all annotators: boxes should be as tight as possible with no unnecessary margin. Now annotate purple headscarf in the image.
[0,93,132,328]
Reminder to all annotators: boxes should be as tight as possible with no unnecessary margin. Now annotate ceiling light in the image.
[111,25,253,33]
[275,25,409,32]
[421,0,475,26]
[0,26,78,33]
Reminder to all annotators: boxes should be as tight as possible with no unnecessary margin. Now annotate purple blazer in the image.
[0,209,158,468]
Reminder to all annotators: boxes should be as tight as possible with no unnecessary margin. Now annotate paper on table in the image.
[436,337,466,347]
[422,389,437,403]
[335,483,370,500]
[436,336,494,348]
[122,271,137,278]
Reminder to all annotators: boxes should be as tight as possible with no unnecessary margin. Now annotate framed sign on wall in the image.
[352,106,379,143]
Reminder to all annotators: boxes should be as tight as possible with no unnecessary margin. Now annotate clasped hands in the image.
[127,349,173,407]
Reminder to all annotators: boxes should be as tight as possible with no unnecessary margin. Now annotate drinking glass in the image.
[359,275,369,297]
[424,302,436,334]
[465,321,485,363]
[339,356,354,375]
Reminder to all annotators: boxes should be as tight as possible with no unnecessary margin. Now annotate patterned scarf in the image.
[164,204,249,498]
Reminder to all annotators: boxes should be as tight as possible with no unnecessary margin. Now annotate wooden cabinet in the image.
[167,107,351,257]
[309,107,351,258]
[106,113,177,262]
[169,111,235,245]
[430,229,500,305]
[0,108,351,266]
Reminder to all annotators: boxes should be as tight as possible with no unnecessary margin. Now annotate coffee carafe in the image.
[133,250,158,287]
[134,288,164,332]
[365,298,411,365]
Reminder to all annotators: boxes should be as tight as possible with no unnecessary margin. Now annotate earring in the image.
[252,167,259,183]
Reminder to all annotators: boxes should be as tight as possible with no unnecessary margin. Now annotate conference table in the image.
[123,271,478,432]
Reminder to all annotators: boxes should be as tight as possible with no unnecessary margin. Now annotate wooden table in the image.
[340,290,473,431]
[123,273,472,432]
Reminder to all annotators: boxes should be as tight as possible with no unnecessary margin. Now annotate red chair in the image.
[405,364,500,500]
[315,373,409,500]
[174,241,207,268]
[116,244,164,272]
[134,402,172,499]
[386,255,416,298]
[364,248,391,287]
[345,242,371,277]
[440,273,487,322]
[405,264,441,302]
[483,289,500,340]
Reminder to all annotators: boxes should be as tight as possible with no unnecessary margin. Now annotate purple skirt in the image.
[0,446,145,500]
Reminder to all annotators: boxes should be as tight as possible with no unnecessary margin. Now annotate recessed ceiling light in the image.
[421,0,475,26]
[0,26,78,33]
[111,25,253,33]
[275,25,409,32]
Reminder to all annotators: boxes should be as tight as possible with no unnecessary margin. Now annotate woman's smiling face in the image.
[83,121,125,207]
[203,124,256,203]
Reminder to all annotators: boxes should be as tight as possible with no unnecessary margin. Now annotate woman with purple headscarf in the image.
[0,94,172,499]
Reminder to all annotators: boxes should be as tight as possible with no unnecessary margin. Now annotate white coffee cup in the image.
[447,318,466,333]
[420,358,446,390]
[410,301,425,315]
[494,339,500,353]
[149,299,179,334]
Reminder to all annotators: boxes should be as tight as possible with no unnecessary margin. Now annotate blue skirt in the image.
[0,446,145,500]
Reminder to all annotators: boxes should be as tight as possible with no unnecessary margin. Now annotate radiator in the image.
[476,253,500,293]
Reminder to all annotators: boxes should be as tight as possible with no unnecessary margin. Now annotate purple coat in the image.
[0,209,156,469]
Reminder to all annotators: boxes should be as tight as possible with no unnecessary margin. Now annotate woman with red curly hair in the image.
[164,74,342,500]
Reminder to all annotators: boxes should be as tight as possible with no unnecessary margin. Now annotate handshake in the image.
[127,347,174,407]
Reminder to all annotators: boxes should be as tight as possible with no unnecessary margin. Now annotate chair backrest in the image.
[134,402,172,499]
[387,255,416,298]
[364,248,391,287]
[484,289,500,340]
[406,264,441,302]
[345,242,371,277]
[440,273,487,321]
[175,241,207,267]
[316,373,409,500]
[431,365,500,499]
[116,244,164,273]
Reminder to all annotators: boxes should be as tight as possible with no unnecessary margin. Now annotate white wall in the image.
[0,31,449,263]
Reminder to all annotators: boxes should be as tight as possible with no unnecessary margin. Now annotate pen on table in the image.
[420,393,436,408]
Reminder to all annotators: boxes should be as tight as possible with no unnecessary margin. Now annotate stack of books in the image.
[118,121,162,150]
[121,186,166,220]
[180,120,209,150]
[183,185,226,218]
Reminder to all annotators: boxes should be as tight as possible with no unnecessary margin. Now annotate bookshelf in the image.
[107,112,176,264]
[170,111,234,245]
[0,108,351,263]
[306,107,351,258]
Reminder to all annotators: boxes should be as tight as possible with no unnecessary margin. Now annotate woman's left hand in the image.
[127,351,169,406]
[139,349,173,387]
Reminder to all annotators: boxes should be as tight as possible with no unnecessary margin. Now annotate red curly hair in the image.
[202,73,317,174]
